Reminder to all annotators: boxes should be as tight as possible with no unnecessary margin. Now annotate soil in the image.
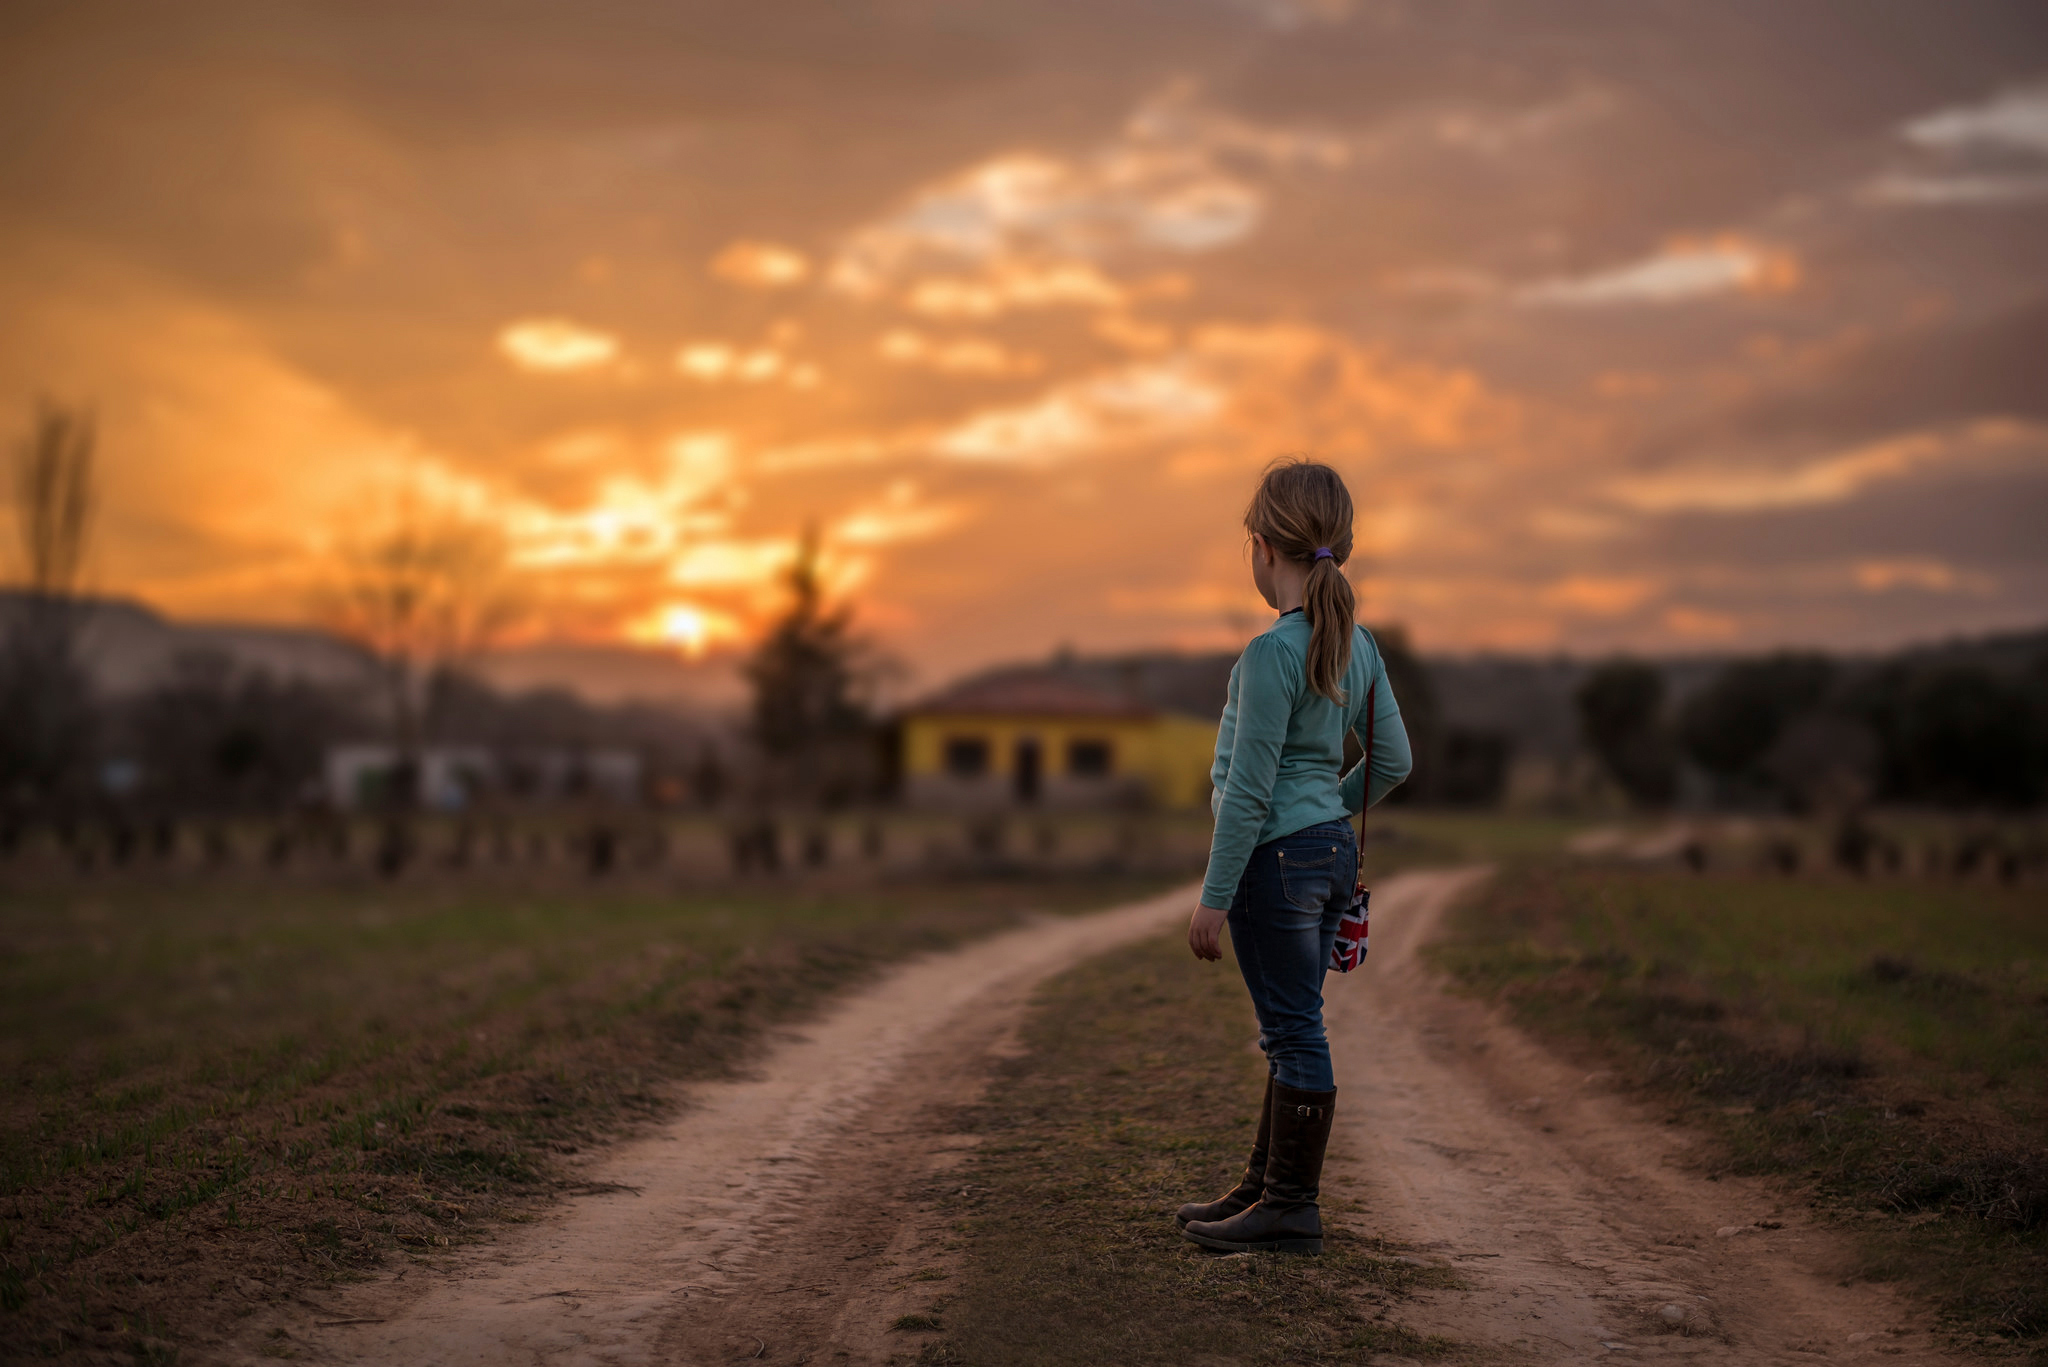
[226,886,1194,1366]
[1327,867,1966,1364]
[228,872,1970,1366]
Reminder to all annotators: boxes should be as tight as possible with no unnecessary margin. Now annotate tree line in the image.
[1575,643,2048,811]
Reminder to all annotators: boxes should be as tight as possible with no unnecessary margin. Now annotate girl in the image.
[1179,458,1411,1255]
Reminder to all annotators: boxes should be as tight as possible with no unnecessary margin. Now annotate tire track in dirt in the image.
[1327,868,1963,1364]
[249,885,1195,1367]
[248,871,1969,1366]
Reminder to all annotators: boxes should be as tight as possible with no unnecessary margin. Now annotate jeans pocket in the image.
[1276,841,1342,910]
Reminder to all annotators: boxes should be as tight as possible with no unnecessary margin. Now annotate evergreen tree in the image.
[743,529,876,802]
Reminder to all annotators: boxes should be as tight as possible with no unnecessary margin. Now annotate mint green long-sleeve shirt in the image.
[1199,612,1412,909]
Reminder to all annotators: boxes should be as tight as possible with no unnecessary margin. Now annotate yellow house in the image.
[900,669,1218,811]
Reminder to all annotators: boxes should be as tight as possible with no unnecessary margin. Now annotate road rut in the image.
[253,871,1963,1364]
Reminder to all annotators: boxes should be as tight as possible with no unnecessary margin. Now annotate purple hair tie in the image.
[1313,547,1334,561]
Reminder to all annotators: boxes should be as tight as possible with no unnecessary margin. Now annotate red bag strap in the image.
[1364,679,1376,804]
[1357,678,1376,867]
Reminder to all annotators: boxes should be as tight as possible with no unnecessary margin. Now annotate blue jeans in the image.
[1226,818,1357,1092]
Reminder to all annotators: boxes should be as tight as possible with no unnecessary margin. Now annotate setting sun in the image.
[624,601,742,660]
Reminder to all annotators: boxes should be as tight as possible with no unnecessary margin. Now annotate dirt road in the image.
[255,885,1194,1366]
[1329,867,1959,1363]
[252,872,1964,1365]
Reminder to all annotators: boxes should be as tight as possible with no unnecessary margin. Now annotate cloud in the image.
[1186,321,1506,452]
[1661,606,1740,641]
[675,342,821,388]
[907,318,1510,475]
[1538,575,1660,616]
[1862,86,2048,210]
[1519,237,1798,307]
[877,328,1042,377]
[760,317,1508,476]
[1092,311,1177,352]
[1604,420,2041,513]
[496,318,620,372]
[902,260,1135,317]
[828,85,1345,310]
[1424,89,1616,157]
[665,538,800,592]
[1862,172,2048,206]
[507,434,737,571]
[1903,85,2048,156]
[932,359,1224,464]
[1381,266,1501,300]
[1229,0,1356,31]
[710,239,811,288]
[832,480,967,546]
[1852,557,1995,595]
[13,11,2044,681]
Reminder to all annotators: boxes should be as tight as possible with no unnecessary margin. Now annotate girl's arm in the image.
[1198,634,1295,910]
[1208,669,1240,820]
[1339,641,1413,813]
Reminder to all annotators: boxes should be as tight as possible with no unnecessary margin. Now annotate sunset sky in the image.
[2,1,2045,689]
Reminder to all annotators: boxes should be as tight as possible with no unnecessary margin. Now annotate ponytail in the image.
[1244,458,1357,703]
[1301,553,1357,704]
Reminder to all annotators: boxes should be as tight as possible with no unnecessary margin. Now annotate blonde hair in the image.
[1245,458,1356,703]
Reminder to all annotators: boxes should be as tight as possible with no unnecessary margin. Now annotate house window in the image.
[1067,738,1113,777]
[943,736,991,777]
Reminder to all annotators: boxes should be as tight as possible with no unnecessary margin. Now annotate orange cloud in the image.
[1606,419,2039,513]
[497,318,620,372]
[877,328,1042,376]
[932,359,1224,463]
[710,239,812,288]
[902,260,1129,317]
[827,86,1344,309]
[1662,606,1741,640]
[1853,557,1996,594]
[675,342,819,388]
[832,480,967,546]
[1539,575,1660,616]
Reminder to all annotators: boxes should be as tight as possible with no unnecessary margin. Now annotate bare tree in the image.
[0,400,98,808]
[16,401,94,598]
[315,490,517,805]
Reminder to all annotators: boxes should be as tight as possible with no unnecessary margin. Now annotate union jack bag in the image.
[1331,887,1369,973]
[1330,681,1375,974]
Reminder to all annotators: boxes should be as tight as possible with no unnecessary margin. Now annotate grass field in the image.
[920,929,1454,1366]
[0,868,1180,1360]
[1429,863,2048,1354]
[11,806,2038,1361]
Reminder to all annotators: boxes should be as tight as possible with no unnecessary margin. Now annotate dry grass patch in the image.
[929,929,1456,1366]
[0,871,1176,1361]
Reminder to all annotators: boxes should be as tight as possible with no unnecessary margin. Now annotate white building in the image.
[324,745,643,810]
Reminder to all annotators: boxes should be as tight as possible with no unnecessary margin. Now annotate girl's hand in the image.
[1188,901,1229,961]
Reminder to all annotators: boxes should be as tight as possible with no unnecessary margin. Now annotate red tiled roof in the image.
[905,670,1153,719]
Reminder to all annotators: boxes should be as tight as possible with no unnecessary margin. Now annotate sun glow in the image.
[624,601,743,659]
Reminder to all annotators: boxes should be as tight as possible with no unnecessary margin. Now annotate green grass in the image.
[0,870,1178,1361]
[929,929,1456,1366]
[1374,810,1604,862]
[1429,864,2048,1353]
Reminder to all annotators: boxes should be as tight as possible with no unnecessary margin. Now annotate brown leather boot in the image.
[1174,1075,1273,1229]
[1181,1081,1334,1254]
